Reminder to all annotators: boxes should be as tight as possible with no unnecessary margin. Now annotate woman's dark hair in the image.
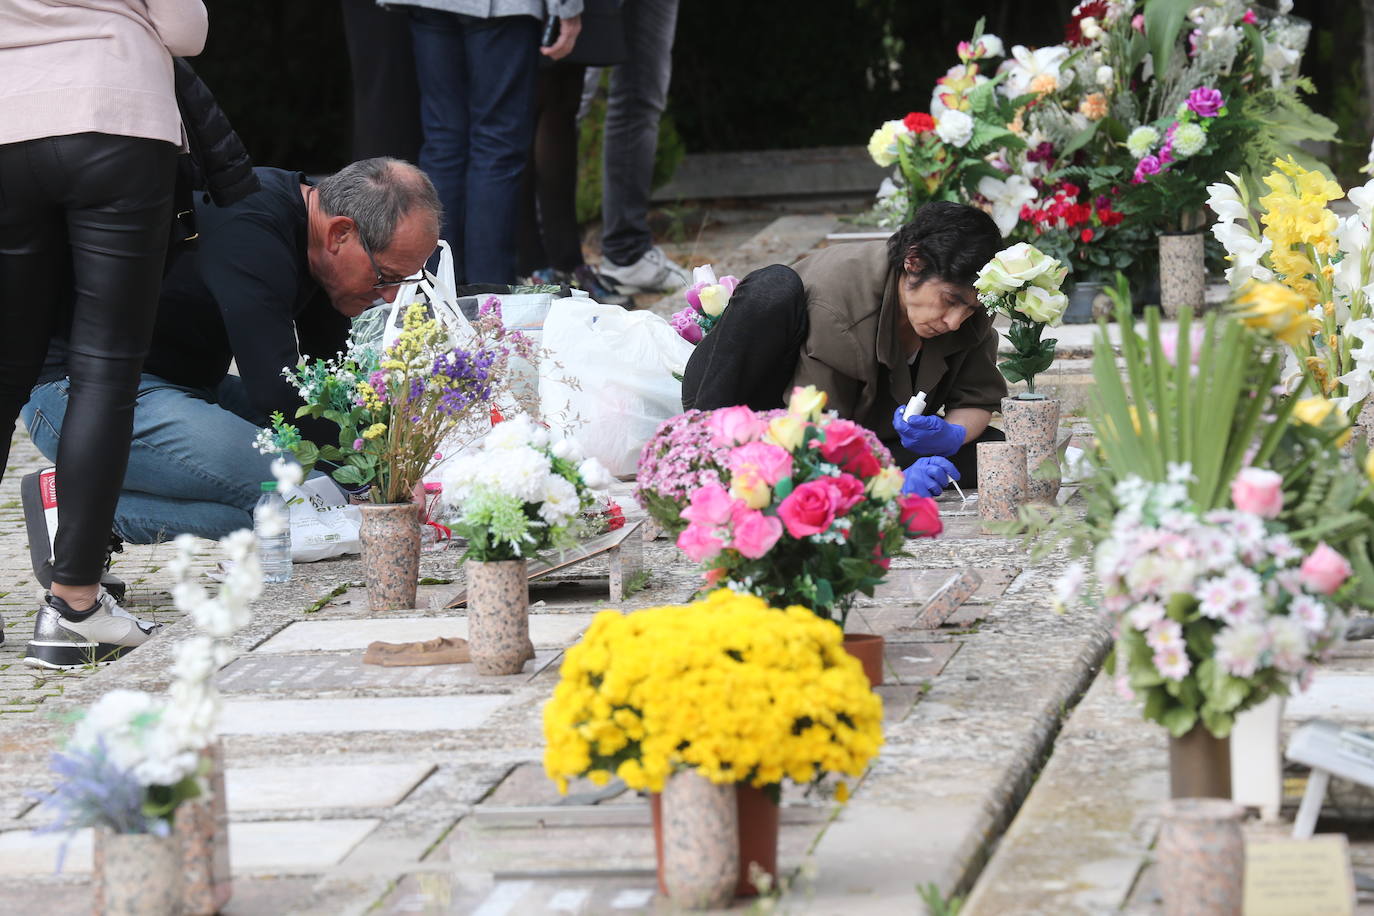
[886,201,1001,287]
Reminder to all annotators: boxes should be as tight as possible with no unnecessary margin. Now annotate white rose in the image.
[1096,64,1114,87]
[935,109,975,148]
[1017,285,1069,326]
[975,242,1064,295]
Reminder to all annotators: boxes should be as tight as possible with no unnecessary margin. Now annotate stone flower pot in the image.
[659,770,739,909]
[1157,798,1245,916]
[175,739,232,914]
[94,829,182,916]
[466,558,532,675]
[652,783,779,898]
[1158,231,1206,318]
[976,441,1027,530]
[359,502,421,610]
[1001,396,1062,504]
[1063,280,1105,325]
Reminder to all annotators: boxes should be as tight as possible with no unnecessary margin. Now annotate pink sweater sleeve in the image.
[141,0,208,57]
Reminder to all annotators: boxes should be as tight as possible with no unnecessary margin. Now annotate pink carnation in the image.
[1186,86,1224,118]
[1132,155,1162,184]
[677,522,726,563]
[729,509,784,559]
[708,405,766,447]
[1299,542,1352,595]
[728,441,793,486]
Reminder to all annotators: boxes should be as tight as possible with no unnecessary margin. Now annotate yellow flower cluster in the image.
[1235,281,1318,348]
[1258,157,1343,301]
[362,422,387,440]
[542,590,883,794]
[382,302,442,370]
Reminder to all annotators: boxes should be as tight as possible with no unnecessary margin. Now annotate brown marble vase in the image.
[466,558,531,675]
[1156,798,1245,916]
[659,770,739,909]
[175,740,231,914]
[1169,725,1232,798]
[651,784,780,898]
[1001,396,1062,504]
[1158,231,1206,318]
[359,502,421,610]
[94,829,182,916]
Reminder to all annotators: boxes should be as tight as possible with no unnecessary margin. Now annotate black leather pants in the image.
[0,132,176,586]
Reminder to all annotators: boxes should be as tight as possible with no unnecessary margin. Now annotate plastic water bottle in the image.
[254,481,292,583]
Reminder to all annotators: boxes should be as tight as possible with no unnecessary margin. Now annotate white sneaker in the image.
[22,588,161,670]
[599,246,692,294]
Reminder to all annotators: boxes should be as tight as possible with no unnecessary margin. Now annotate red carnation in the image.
[1080,228,1095,243]
[904,112,937,134]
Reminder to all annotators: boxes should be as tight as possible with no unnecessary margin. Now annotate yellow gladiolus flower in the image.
[1235,281,1319,348]
[788,385,828,421]
[1292,396,1337,427]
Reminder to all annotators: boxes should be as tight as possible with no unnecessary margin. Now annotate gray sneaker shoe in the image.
[599,246,691,295]
[22,589,161,670]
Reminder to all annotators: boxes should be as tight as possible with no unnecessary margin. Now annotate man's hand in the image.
[902,457,960,498]
[891,406,966,458]
[541,14,581,60]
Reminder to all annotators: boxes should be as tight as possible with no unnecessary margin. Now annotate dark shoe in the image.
[570,265,634,308]
[22,589,161,670]
[22,468,128,602]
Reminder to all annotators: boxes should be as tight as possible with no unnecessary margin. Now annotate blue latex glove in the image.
[902,457,960,497]
[891,406,966,458]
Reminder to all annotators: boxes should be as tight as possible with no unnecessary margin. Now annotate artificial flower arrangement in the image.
[257,297,537,504]
[1209,158,1374,417]
[974,242,1069,396]
[669,264,740,345]
[867,20,1032,229]
[669,387,942,625]
[36,529,261,849]
[441,414,612,560]
[1015,176,1151,284]
[542,589,883,795]
[1062,467,1349,738]
[634,409,733,537]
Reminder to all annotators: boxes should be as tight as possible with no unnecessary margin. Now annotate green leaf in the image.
[1059,120,1101,159]
[333,465,365,486]
[1161,703,1198,737]
[774,477,794,500]
[1145,0,1197,81]
[1199,706,1234,738]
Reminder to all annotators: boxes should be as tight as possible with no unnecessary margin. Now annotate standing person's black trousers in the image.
[680,263,1002,485]
[0,133,176,585]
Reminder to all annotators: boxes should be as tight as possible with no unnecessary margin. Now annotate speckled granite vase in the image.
[977,441,1027,530]
[1001,396,1061,504]
[661,770,739,909]
[176,740,231,914]
[1157,798,1245,916]
[1159,232,1205,318]
[359,503,421,610]
[650,784,779,898]
[466,559,530,675]
[94,829,182,916]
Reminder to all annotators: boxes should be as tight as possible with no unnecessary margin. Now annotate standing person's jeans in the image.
[409,10,540,285]
[600,0,679,266]
[22,374,291,544]
[0,133,176,585]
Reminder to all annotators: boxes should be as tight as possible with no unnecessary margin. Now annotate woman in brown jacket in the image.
[681,201,1007,495]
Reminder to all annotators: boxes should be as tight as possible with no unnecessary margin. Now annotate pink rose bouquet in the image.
[667,386,941,625]
[669,264,740,344]
[1059,467,1350,739]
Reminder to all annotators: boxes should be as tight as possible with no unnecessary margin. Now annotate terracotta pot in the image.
[358,502,421,610]
[843,633,885,687]
[976,441,1027,529]
[94,829,182,916]
[651,784,780,898]
[175,740,232,914]
[1158,232,1206,318]
[659,770,738,909]
[1001,396,1061,504]
[1156,798,1245,916]
[1168,724,1232,799]
[466,558,531,675]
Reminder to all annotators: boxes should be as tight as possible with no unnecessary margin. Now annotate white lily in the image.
[1001,44,1069,97]
[977,174,1037,237]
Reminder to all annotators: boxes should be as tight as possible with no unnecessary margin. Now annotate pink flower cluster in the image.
[634,410,731,531]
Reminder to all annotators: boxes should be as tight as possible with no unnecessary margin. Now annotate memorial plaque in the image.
[216,650,559,693]
[1243,835,1355,915]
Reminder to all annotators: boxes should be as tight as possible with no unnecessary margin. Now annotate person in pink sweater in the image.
[0,0,208,669]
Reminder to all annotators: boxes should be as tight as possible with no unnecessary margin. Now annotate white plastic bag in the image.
[539,298,695,477]
[286,477,362,562]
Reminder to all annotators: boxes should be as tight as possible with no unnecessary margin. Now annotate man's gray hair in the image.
[315,158,442,252]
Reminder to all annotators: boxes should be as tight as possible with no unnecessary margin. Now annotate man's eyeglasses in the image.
[356,230,424,290]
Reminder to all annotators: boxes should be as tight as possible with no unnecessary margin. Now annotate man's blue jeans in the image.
[22,374,285,544]
[409,9,539,285]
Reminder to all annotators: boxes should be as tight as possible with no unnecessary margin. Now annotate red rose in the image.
[777,480,838,538]
[818,419,882,478]
[898,495,942,538]
[818,474,866,515]
[904,111,936,134]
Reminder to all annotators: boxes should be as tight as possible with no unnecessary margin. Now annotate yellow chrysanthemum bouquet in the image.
[542,590,883,795]
[1208,157,1374,418]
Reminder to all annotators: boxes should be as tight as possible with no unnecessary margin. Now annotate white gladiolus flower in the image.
[1206,182,1246,223]
[1348,181,1374,217]
[935,109,975,148]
